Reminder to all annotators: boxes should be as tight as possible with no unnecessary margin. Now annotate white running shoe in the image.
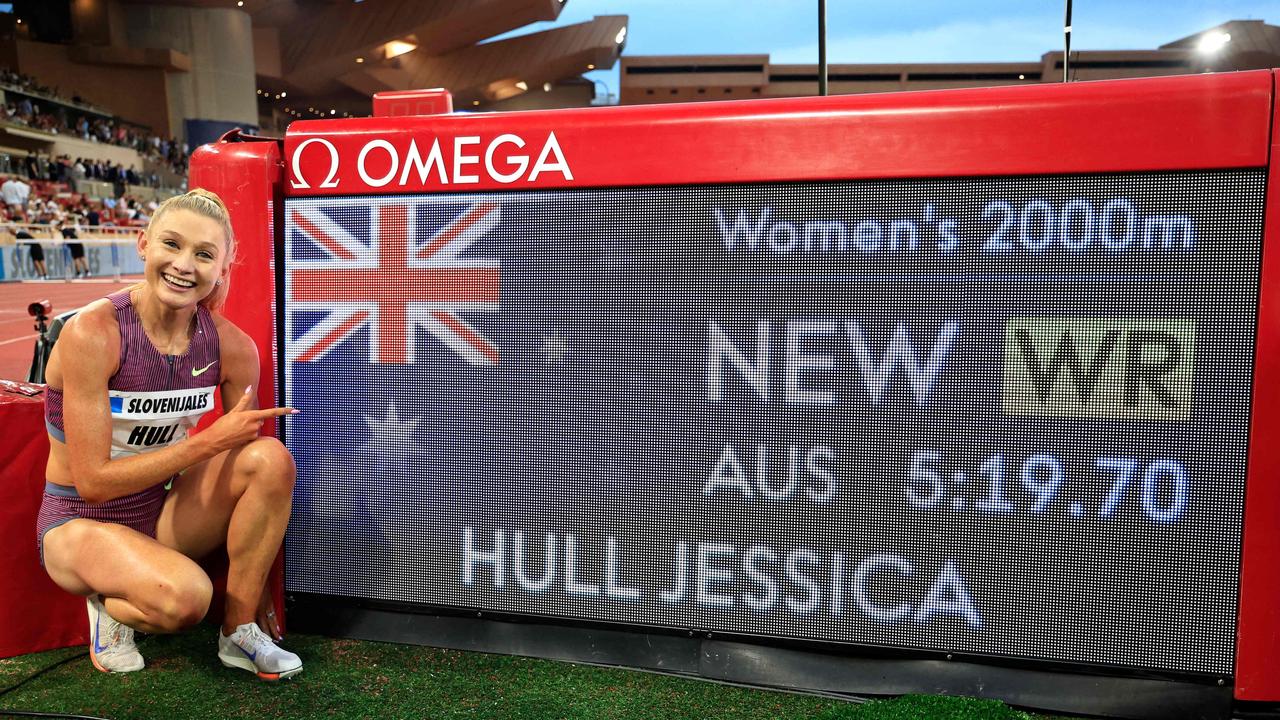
[217,622,303,681]
[86,595,144,673]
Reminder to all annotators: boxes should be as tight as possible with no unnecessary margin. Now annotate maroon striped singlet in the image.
[36,289,221,561]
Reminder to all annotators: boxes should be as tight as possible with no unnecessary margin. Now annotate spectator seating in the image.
[0,67,189,182]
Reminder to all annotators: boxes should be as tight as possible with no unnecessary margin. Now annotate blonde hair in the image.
[144,188,236,311]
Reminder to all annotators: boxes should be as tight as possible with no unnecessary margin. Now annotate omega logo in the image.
[291,138,340,189]
[290,132,573,190]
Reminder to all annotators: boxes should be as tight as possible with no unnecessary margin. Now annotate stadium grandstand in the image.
[0,0,628,283]
[0,61,183,282]
[0,114,177,281]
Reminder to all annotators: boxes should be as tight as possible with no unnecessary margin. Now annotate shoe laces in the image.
[237,623,274,653]
[100,611,135,651]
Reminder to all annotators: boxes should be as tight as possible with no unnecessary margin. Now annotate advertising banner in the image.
[1,241,144,281]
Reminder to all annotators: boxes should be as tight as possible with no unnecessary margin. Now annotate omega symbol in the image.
[290,137,340,190]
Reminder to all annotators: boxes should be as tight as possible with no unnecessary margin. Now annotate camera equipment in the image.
[27,299,51,383]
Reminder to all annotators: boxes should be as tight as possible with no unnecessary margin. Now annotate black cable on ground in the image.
[0,647,117,720]
[0,651,87,700]
[0,711,113,720]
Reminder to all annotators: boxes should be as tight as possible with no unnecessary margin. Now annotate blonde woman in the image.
[36,188,303,680]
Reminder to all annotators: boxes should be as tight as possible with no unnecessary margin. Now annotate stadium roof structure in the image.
[1160,19,1280,61]
[241,0,628,119]
[8,0,626,128]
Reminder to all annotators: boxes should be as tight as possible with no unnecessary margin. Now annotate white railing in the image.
[3,222,141,241]
[3,222,146,282]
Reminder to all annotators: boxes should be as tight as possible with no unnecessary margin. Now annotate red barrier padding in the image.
[1234,69,1280,702]
[188,135,287,631]
[0,393,87,658]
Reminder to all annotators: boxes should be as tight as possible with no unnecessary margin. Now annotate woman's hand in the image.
[204,386,296,454]
[256,583,283,641]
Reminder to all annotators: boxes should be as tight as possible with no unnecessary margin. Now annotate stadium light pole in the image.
[818,0,828,96]
[1063,0,1073,82]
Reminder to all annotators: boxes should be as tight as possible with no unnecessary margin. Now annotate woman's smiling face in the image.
[138,208,229,309]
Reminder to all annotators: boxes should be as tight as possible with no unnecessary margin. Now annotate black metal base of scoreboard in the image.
[286,595,1231,720]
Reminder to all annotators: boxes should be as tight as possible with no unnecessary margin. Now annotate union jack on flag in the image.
[285,199,501,366]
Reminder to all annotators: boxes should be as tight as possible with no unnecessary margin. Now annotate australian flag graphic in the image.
[281,191,707,605]
[287,198,501,366]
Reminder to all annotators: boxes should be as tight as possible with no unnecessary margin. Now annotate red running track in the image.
[0,278,141,381]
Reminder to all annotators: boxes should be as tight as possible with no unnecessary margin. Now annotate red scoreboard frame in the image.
[191,69,1280,704]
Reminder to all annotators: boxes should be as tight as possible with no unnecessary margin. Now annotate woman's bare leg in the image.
[155,436,296,634]
[41,519,212,633]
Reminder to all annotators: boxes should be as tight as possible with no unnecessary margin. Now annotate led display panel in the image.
[283,170,1263,674]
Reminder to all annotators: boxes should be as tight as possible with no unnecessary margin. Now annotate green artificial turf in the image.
[0,633,1074,720]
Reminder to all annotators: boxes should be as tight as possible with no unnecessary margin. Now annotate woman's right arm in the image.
[60,309,285,504]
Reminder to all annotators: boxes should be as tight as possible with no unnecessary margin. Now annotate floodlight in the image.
[1197,31,1231,54]
[385,40,417,59]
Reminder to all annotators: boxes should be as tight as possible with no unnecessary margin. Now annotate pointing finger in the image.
[249,406,299,420]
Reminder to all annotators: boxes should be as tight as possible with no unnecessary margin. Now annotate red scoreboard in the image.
[192,70,1280,719]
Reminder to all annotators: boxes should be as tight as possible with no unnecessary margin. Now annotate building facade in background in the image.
[620,20,1279,104]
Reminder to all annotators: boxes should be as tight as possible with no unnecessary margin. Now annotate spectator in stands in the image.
[37,197,66,226]
[27,196,48,223]
[2,174,30,219]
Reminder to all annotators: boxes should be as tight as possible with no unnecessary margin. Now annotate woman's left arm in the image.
[216,316,262,412]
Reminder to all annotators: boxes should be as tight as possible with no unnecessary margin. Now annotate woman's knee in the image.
[46,522,211,630]
[235,437,296,493]
[146,572,212,632]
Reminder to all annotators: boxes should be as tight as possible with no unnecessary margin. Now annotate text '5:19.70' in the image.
[906,450,1188,523]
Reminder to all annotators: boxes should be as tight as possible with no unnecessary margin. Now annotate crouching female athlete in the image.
[36,189,303,680]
